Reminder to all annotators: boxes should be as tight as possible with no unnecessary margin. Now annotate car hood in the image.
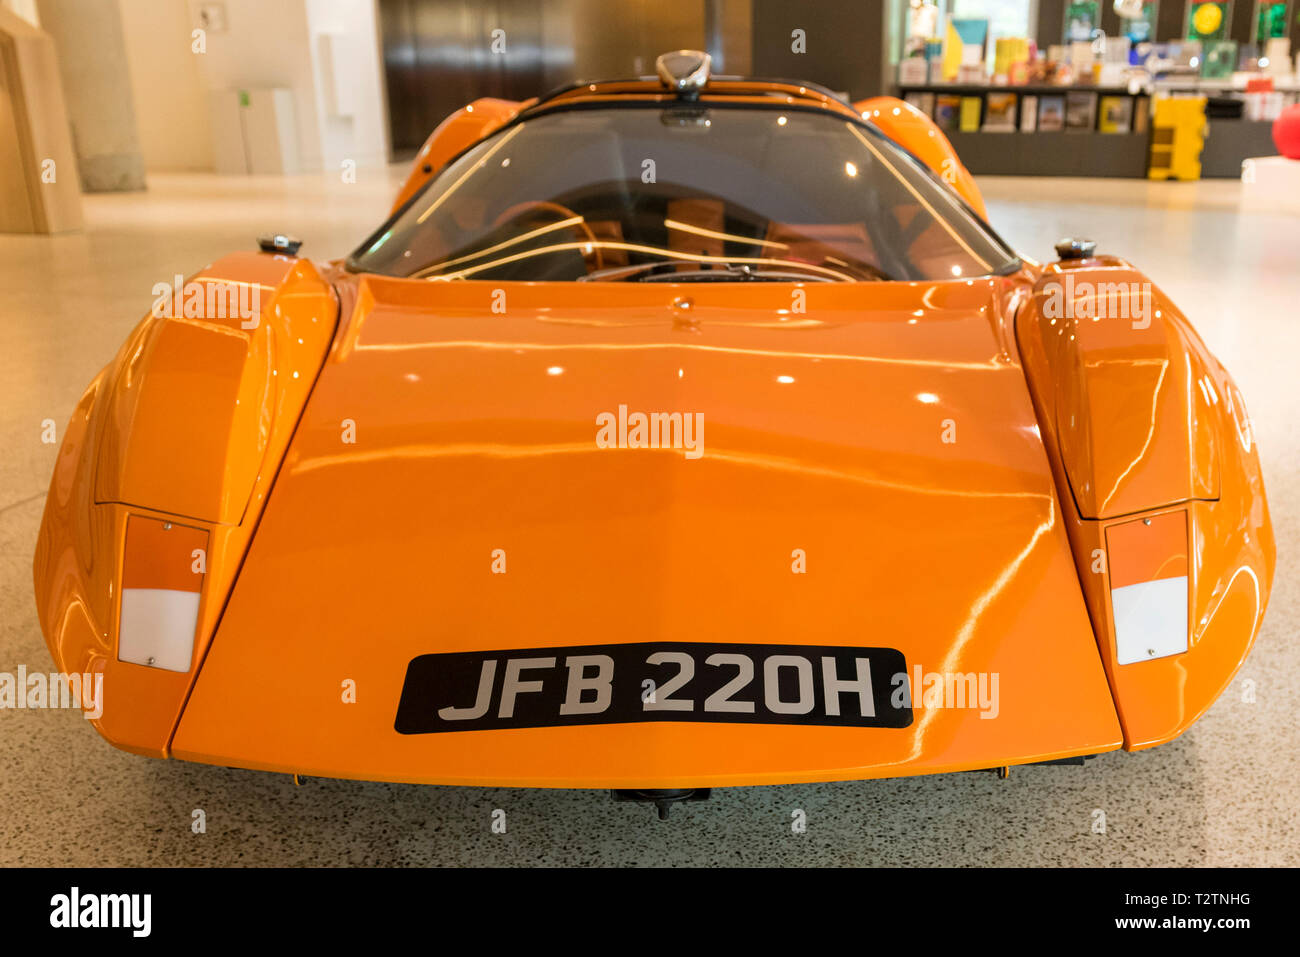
[171,274,1122,787]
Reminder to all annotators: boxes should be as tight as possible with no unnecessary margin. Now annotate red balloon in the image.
[1274,104,1300,160]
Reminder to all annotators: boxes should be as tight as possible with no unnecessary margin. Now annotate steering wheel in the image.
[491,201,603,271]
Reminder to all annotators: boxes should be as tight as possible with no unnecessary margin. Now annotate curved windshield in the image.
[349,104,1018,283]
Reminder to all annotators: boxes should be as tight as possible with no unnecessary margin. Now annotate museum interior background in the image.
[5,0,1300,230]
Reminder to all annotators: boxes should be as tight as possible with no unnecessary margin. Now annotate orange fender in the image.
[1015,257,1275,749]
[853,96,988,220]
[390,98,527,214]
[32,253,338,756]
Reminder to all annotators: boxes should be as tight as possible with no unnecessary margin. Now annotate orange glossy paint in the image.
[122,516,207,593]
[1106,512,1188,589]
[33,253,338,756]
[1023,258,1220,519]
[168,273,1122,786]
[32,78,1272,788]
[1016,259,1274,750]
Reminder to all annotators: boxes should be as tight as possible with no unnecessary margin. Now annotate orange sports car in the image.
[34,52,1273,818]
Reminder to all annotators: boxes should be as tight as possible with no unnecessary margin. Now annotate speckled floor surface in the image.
[0,171,1295,866]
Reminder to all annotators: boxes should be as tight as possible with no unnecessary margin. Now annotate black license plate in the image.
[395,641,911,734]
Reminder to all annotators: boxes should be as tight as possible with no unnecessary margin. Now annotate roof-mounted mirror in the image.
[655,50,711,96]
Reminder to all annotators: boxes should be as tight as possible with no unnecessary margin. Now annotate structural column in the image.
[35,0,144,191]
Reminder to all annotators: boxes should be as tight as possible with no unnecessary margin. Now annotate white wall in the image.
[132,0,391,175]
[104,0,409,175]
[35,0,147,190]
[182,0,324,171]
[305,0,389,171]
[119,0,213,171]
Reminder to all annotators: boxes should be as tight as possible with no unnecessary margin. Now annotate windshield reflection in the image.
[351,107,1017,284]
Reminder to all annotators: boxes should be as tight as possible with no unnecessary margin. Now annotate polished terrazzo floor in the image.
[0,170,1295,866]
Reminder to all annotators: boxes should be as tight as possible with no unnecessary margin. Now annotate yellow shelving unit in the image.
[1149,96,1209,180]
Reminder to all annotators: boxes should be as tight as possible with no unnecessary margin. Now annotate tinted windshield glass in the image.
[349,104,1017,283]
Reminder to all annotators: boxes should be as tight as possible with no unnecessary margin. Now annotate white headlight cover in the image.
[118,515,208,672]
[118,588,202,672]
[1111,575,1189,665]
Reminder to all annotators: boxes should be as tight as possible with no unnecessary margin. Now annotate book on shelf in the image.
[959,96,983,132]
[1037,95,1066,132]
[1132,96,1150,133]
[1098,95,1133,133]
[934,94,962,131]
[1201,40,1236,80]
[898,56,929,85]
[993,35,1030,77]
[982,92,1018,131]
[1065,91,1098,131]
[1020,94,1038,131]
